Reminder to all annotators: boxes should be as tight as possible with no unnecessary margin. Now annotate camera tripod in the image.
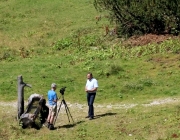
[53,94,74,126]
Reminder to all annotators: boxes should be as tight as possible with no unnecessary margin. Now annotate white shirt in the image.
[86,78,98,93]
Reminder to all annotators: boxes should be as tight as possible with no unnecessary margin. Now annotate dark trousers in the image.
[87,93,96,118]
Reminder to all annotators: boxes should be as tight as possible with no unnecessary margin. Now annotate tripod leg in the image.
[53,100,63,125]
[62,100,70,123]
[63,100,74,124]
[65,105,71,123]
[66,106,74,123]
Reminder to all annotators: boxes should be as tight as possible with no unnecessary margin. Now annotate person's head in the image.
[87,72,93,80]
[51,83,57,90]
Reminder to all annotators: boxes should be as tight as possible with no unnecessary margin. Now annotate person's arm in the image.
[53,93,58,103]
[86,87,98,92]
[85,81,88,92]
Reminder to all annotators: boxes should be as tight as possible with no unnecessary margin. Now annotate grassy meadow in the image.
[1,0,180,139]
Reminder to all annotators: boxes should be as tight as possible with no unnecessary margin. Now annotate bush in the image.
[94,0,180,37]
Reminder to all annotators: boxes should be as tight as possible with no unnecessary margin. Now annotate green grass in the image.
[0,0,105,49]
[1,0,180,139]
[2,53,180,103]
[1,102,180,140]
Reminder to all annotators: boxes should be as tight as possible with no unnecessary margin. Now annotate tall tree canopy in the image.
[94,0,180,37]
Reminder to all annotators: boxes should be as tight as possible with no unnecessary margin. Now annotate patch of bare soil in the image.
[124,34,177,46]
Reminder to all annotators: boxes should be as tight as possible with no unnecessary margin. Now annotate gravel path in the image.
[0,97,179,109]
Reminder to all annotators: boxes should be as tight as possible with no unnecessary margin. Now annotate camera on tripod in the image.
[54,86,74,126]
[59,87,66,95]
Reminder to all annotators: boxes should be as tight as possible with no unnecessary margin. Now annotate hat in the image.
[51,83,57,88]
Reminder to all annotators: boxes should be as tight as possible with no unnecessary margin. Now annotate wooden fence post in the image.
[17,75,31,120]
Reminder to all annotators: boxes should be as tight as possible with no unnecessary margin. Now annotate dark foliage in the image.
[94,0,180,37]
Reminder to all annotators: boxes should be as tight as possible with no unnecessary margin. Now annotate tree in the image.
[94,0,180,37]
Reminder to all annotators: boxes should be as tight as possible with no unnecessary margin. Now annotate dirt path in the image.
[0,97,179,110]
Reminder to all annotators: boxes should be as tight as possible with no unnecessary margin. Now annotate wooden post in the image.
[17,75,31,120]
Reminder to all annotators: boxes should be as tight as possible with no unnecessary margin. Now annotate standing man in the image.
[47,83,58,130]
[85,72,98,120]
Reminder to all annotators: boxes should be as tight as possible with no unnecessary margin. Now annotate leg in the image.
[87,93,90,117]
[51,105,57,124]
[47,105,57,130]
[47,107,52,123]
[46,107,52,128]
[88,93,96,119]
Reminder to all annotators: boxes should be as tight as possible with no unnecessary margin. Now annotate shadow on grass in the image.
[54,113,116,129]
[55,120,85,129]
[94,112,117,119]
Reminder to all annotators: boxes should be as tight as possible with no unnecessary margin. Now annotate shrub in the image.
[94,0,180,37]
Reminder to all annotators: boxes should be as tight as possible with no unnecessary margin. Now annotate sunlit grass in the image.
[1,0,180,139]
[1,102,180,140]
